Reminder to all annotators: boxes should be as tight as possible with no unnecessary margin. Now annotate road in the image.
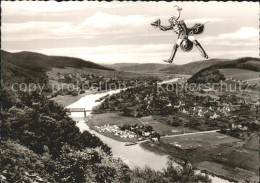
[137,117,220,141]
[138,118,148,126]
[137,129,220,144]
[161,129,220,139]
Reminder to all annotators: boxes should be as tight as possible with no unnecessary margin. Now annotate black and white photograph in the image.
[1,1,259,183]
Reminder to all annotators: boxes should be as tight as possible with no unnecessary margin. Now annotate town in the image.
[49,71,158,97]
[96,81,258,139]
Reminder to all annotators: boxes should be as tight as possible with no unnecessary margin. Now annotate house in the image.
[173,143,182,148]
[151,137,159,142]
[224,106,231,112]
[138,137,144,141]
[142,131,150,137]
[129,134,135,138]
[182,108,188,114]
[166,103,172,107]
[240,126,248,131]
[210,112,219,119]
[198,111,203,117]
[174,105,180,109]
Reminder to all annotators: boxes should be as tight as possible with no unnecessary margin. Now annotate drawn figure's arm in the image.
[151,19,173,31]
[159,25,173,31]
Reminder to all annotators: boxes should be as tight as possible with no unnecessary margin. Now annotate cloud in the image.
[207,50,259,59]
[2,2,258,65]
[2,1,125,15]
[77,12,157,35]
[1,21,77,41]
[2,22,70,33]
[8,44,172,64]
[79,12,144,29]
[185,18,221,24]
[201,27,258,46]
[2,12,160,41]
[217,27,258,39]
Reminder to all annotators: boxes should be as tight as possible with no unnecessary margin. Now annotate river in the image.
[66,89,232,183]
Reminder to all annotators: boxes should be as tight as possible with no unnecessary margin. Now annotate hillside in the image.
[106,63,169,73]
[160,58,230,74]
[210,57,260,71]
[187,67,225,83]
[1,50,113,72]
[1,50,113,86]
[187,57,260,84]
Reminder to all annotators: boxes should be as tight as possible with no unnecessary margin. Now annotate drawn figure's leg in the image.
[189,36,208,59]
[164,39,181,63]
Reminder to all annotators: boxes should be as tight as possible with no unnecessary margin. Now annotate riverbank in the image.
[51,90,103,107]
[140,140,258,183]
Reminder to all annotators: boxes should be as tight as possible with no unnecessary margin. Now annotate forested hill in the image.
[209,57,260,71]
[160,58,230,74]
[1,50,113,72]
[1,50,113,86]
[187,67,225,83]
[187,57,260,83]
[160,57,260,74]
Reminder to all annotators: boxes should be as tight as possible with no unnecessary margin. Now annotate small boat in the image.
[125,142,137,146]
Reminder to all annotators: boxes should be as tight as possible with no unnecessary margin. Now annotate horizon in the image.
[4,49,259,66]
[2,1,259,65]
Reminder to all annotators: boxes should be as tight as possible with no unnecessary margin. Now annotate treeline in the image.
[2,87,111,157]
[1,87,128,182]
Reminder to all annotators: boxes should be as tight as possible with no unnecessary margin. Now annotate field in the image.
[198,161,259,183]
[140,133,259,182]
[140,115,198,136]
[161,132,241,149]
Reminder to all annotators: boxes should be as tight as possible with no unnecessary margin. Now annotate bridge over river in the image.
[67,108,122,117]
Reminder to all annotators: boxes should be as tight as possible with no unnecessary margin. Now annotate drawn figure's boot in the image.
[193,40,208,59]
[164,44,179,63]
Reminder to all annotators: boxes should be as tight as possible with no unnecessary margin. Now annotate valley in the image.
[2,50,259,183]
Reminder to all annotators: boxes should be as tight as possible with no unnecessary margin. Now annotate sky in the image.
[1,1,259,65]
